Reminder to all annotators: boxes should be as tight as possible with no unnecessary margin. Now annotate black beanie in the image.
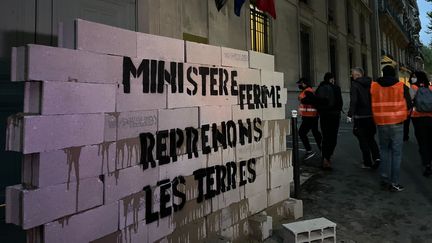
[382,65,396,77]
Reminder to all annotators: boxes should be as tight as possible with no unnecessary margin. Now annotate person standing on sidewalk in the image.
[409,71,432,177]
[297,78,322,160]
[371,66,411,192]
[315,72,343,170]
[347,67,381,169]
[403,72,418,141]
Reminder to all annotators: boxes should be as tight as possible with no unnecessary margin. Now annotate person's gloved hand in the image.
[346,117,352,123]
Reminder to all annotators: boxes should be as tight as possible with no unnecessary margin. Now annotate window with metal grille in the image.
[250,5,271,53]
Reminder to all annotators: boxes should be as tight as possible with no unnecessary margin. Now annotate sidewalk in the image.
[280,122,432,242]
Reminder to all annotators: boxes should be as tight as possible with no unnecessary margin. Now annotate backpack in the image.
[414,87,432,112]
[315,84,335,110]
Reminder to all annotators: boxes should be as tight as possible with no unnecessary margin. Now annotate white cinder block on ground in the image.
[247,192,267,215]
[262,105,286,121]
[17,177,103,229]
[44,203,118,243]
[221,47,248,68]
[261,70,284,87]
[24,44,122,83]
[249,51,274,71]
[249,214,272,241]
[116,83,167,112]
[282,217,336,243]
[158,107,198,130]
[268,185,290,207]
[76,19,137,57]
[186,41,221,66]
[41,82,116,115]
[199,106,232,126]
[283,198,303,220]
[104,165,159,204]
[236,68,261,85]
[25,143,116,187]
[7,114,104,154]
[137,32,184,62]
[117,110,158,140]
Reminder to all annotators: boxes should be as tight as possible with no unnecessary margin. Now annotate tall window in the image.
[362,54,368,76]
[250,5,271,53]
[359,14,366,44]
[300,25,313,81]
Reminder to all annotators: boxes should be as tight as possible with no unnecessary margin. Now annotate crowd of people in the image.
[297,66,432,192]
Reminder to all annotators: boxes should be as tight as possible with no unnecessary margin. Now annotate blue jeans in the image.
[377,124,404,185]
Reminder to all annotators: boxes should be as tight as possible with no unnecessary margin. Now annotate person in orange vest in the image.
[297,78,322,160]
[347,67,381,169]
[409,71,432,177]
[371,66,411,192]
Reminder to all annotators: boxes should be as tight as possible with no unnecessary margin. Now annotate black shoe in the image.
[423,166,432,177]
[372,159,381,170]
[390,184,404,192]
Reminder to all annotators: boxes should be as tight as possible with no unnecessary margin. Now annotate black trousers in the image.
[403,117,410,140]
[353,117,380,166]
[412,117,432,167]
[320,113,340,160]
[299,116,322,151]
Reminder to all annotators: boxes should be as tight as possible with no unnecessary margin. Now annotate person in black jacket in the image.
[315,72,343,170]
[347,67,381,169]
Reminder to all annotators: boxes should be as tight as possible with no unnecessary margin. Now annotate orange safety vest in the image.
[298,87,318,117]
[411,85,432,118]
[371,81,408,125]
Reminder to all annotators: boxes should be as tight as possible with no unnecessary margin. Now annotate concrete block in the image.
[104,113,117,142]
[137,32,184,62]
[221,47,248,68]
[262,104,286,121]
[261,70,284,87]
[186,41,221,66]
[158,107,198,131]
[283,198,303,220]
[114,137,143,172]
[158,154,205,182]
[232,105,263,122]
[249,214,272,241]
[268,169,293,189]
[24,142,116,187]
[24,81,41,113]
[13,177,103,229]
[282,217,336,243]
[11,46,26,81]
[236,67,261,85]
[6,114,23,152]
[166,217,207,243]
[205,235,231,243]
[40,81,116,115]
[104,164,159,204]
[23,114,104,154]
[212,187,241,213]
[199,106,232,126]
[220,219,249,242]
[116,83,167,112]
[76,19,137,57]
[148,216,175,243]
[117,110,158,140]
[247,192,267,215]
[171,198,211,229]
[245,173,267,198]
[44,203,118,243]
[263,119,290,138]
[25,44,122,83]
[120,221,149,243]
[5,185,21,225]
[91,231,121,243]
[268,185,290,207]
[235,141,264,162]
[119,190,146,230]
[249,51,274,71]
[268,151,292,172]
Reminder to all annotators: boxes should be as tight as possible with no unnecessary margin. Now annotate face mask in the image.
[411,78,417,84]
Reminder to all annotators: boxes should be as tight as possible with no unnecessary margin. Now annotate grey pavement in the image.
[270,121,432,243]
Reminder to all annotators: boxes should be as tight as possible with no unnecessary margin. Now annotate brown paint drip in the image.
[58,214,73,228]
[116,138,141,173]
[63,146,84,211]
[121,191,144,233]
[98,141,114,174]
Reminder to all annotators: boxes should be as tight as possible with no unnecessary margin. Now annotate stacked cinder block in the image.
[6,19,295,243]
[282,218,337,243]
